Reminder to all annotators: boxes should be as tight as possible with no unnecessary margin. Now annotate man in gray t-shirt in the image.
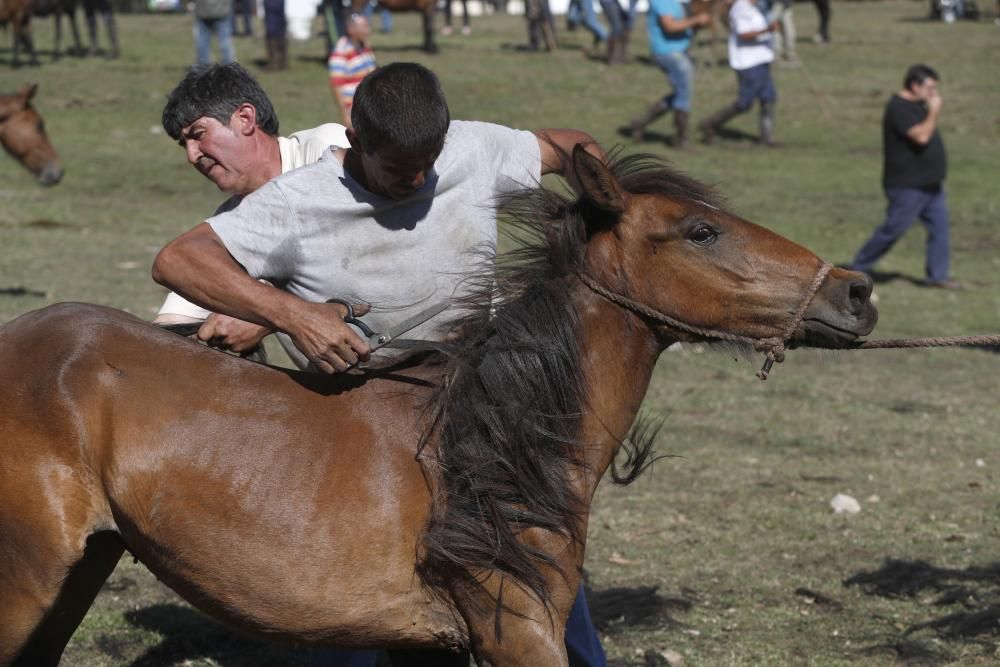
[154,62,605,375]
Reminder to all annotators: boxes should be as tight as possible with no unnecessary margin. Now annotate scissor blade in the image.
[372,301,451,349]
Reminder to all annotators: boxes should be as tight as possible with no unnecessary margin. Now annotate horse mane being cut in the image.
[416,152,718,628]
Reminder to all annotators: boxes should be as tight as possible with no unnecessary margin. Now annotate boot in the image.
[104,13,120,59]
[275,36,288,70]
[673,109,690,149]
[759,100,777,146]
[629,98,670,142]
[605,33,619,64]
[263,38,277,70]
[698,102,741,144]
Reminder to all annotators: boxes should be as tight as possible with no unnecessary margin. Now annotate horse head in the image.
[572,146,877,367]
[0,83,64,186]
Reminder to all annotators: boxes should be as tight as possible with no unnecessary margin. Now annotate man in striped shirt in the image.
[329,13,377,129]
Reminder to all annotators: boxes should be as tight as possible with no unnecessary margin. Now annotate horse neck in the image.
[571,285,665,499]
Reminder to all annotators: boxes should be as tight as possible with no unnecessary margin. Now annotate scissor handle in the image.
[326,298,376,337]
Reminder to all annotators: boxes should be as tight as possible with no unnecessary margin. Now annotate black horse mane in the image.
[417,153,724,627]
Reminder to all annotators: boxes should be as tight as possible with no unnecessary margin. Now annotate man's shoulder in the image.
[287,123,350,149]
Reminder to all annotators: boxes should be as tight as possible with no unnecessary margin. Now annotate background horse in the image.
[0,147,875,665]
[0,83,63,185]
[0,0,39,66]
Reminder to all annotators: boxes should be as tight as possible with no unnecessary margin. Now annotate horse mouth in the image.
[793,317,874,349]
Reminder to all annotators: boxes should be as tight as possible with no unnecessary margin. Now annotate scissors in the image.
[329,299,451,352]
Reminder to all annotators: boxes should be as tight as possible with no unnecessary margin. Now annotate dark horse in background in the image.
[31,0,84,60]
[0,147,876,665]
[0,83,63,185]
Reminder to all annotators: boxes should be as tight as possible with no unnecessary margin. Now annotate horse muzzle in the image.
[38,161,64,187]
[795,268,878,348]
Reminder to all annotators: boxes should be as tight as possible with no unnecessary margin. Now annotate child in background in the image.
[328,14,377,130]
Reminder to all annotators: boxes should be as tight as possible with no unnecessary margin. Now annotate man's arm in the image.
[660,10,711,33]
[534,129,607,178]
[905,93,942,146]
[152,223,371,373]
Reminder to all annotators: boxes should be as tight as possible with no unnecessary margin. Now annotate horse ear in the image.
[572,145,626,217]
[19,83,38,103]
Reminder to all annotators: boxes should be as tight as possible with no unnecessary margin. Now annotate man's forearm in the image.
[152,224,297,333]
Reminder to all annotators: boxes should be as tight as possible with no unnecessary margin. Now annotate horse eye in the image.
[688,224,718,246]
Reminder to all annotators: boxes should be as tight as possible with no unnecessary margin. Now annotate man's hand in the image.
[926,90,943,114]
[285,301,372,374]
[198,314,272,353]
[692,12,712,28]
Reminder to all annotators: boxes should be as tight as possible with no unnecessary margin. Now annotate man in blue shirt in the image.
[629,0,710,148]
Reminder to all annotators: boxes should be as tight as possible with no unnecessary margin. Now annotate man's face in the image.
[178,111,255,195]
[910,77,939,102]
[360,145,441,201]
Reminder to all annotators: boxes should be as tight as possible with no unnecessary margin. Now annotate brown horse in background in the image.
[0,0,39,66]
[0,83,63,185]
[0,147,876,665]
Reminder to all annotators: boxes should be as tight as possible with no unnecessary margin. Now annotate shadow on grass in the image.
[587,583,694,633]
[121,604,307,667]
[843,558,1000,662]
[113,584,690,665]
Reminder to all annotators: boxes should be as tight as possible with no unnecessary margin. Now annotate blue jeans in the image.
[735,62,776,111]
[652,50,694,112]
[362,2,393,33]
[850,185,951,283]
[194,16,235,64]
[309,583,605,667]
[598,0,637,37]
[567,0,608,42]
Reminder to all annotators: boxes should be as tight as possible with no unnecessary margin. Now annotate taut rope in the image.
[578,265,1000,381]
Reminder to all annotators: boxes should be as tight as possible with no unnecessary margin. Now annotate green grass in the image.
[3,3,1000,664]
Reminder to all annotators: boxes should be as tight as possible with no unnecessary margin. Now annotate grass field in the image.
[2,2,1000,665]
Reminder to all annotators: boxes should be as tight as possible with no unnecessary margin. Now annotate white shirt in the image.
[728,0,774,71]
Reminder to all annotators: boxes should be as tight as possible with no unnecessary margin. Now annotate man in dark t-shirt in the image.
[848,64,959,289]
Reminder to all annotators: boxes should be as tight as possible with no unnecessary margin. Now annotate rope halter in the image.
[577,262,834,381]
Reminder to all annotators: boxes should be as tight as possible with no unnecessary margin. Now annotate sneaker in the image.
[461,25,471,35]
[441,25,454,36]
[812,33,827,44]
[925,279,962,290]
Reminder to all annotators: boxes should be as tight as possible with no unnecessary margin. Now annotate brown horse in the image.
[0,0,39,66]
[0,83,63,185]
[0,148,876,665]
[352,0,437,53]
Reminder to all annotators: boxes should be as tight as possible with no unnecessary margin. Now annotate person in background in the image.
[262,0,288,70]
[628,0,710,148]
[232,0,254,37]
[698,0,780,146]
[441,0,471,35]
[566,0,608,50]
[768,0,797,63]
[83,0,120,58]
[811,0,830,43]
[154,63,349,331]
[847,64,959,290]
[193,0,235,65]
[328,13,377,130]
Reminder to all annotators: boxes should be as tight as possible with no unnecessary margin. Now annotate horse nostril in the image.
[848,277,872,312]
